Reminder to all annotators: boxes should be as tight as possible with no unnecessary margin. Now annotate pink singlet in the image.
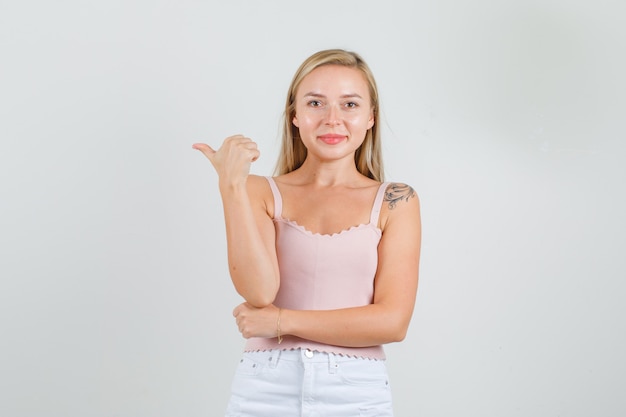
[244,177,390,360]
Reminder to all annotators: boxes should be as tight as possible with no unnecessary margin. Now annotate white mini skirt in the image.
[224,348,394,417]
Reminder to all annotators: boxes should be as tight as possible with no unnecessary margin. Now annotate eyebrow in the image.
[302,92,364,99]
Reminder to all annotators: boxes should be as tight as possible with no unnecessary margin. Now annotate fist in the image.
[192,135,260,184]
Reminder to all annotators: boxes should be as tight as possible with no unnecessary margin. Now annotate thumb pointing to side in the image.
[192,143,217,161]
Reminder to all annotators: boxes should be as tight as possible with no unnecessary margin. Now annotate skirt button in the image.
[304,349,314,358]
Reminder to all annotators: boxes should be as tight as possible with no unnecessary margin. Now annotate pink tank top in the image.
[244,177,389,359]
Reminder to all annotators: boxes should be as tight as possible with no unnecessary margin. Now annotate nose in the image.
[324,104,340,126]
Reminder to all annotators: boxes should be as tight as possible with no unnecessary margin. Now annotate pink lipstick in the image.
[318,134,346,145]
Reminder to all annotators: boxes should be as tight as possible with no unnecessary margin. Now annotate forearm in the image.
[281,303,412,347]
[220,182,279,307]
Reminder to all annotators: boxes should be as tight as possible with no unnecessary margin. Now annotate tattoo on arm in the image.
[384,183,416,209]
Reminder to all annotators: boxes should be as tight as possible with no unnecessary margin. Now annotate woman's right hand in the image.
[192,134,260,186]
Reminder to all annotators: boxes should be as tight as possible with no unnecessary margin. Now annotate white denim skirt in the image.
[224,348,394,417]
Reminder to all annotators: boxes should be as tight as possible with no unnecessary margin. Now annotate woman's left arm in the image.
[233,184,421,347]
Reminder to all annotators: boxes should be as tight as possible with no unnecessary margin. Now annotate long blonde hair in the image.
[274,49,384,181]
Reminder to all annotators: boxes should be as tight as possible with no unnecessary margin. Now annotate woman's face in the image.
[293,65,374,162]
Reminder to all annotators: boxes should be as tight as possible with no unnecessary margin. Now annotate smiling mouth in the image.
[318,134,346,145]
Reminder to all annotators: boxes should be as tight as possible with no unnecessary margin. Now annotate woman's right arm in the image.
[193,136,279,307]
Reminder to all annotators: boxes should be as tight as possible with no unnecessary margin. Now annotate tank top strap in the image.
[370,182,389,226]
[265,176,283,219]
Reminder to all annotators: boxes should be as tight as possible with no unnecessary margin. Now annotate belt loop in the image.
[269,349,281,369]
[328,353,338,374]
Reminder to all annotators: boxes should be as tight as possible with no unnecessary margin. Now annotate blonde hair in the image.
[274,49,384,181]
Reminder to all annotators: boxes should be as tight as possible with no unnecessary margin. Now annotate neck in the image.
[292,157,363,187]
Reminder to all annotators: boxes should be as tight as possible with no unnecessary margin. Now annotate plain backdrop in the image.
[1,1,625,416]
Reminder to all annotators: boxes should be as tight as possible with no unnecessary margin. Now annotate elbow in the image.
[244,294,275,308]
[239,286,278,308]
[384,315,411,343]
[388,327,408,343]
[234,274,279,308]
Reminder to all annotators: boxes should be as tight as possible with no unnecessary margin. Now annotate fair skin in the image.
[193,64,421,347]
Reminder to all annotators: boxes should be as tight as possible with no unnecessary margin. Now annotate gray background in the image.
[1,1,625,416]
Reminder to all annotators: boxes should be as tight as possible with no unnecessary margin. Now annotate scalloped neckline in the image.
[276,218,380,238]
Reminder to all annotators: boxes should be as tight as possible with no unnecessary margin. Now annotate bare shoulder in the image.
[384,183,419,210]
[246,174,272,196]
[247,174,271,189]
[380,182,420,230]
[246,175,274,215]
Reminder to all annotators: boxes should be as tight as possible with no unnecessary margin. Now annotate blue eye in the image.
[308,100,322,107]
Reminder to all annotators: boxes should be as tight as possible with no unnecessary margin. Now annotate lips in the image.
[318,134,347,145]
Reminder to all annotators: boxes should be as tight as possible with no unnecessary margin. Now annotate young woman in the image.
[194,49,421,417]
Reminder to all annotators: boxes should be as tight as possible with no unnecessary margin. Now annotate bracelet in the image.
[277,308,283,344]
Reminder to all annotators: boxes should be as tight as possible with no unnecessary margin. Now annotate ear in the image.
[367,110,374,129]
[292,115,299,128]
